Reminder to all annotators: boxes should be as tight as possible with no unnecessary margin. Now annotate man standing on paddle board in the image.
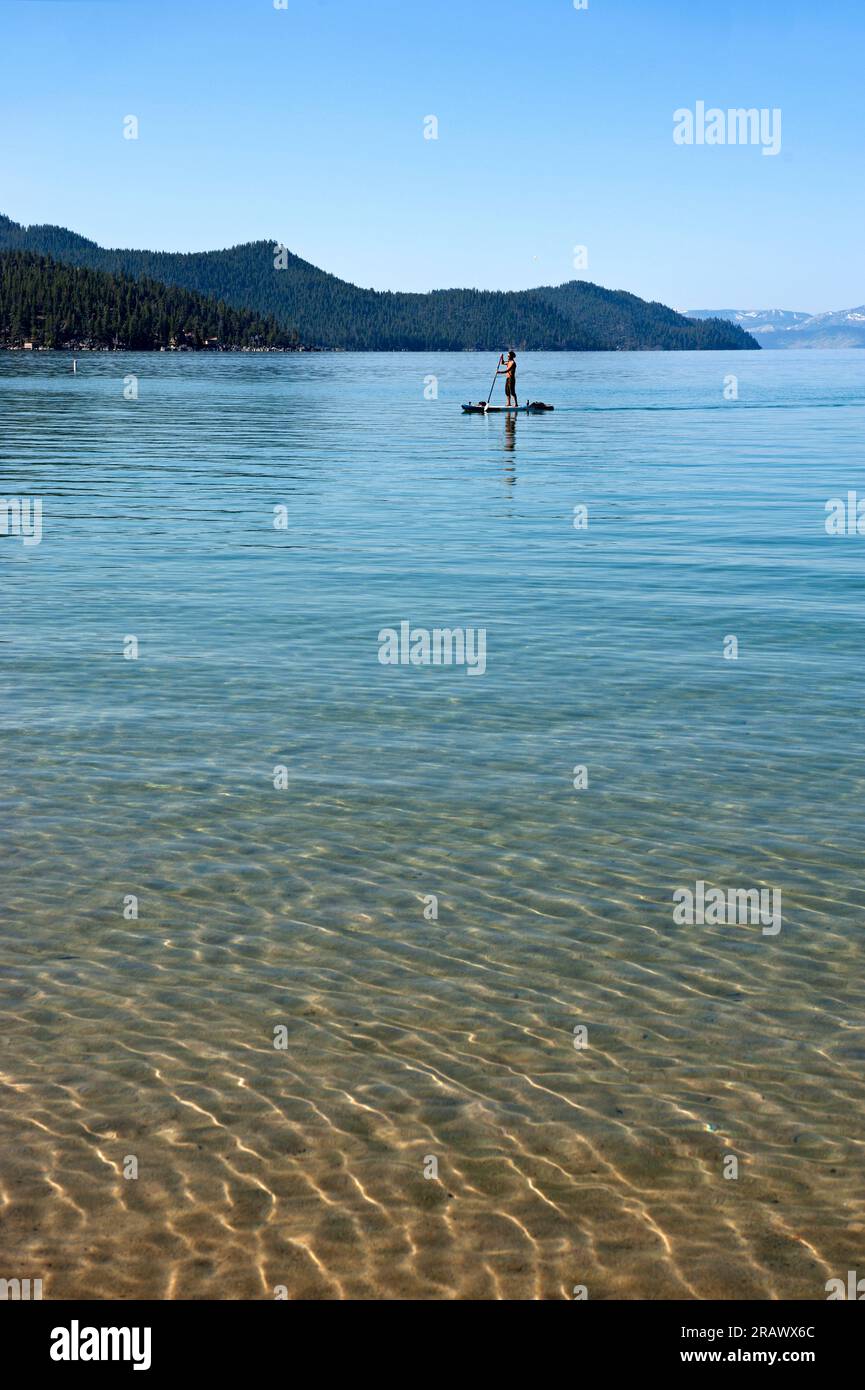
[497,351,518,408]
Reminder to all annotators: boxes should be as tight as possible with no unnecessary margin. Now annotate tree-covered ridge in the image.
[0,249,299,350]
[0,214,760,351]
[536,281,758,351]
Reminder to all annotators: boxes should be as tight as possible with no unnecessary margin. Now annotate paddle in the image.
[485,353,504,410]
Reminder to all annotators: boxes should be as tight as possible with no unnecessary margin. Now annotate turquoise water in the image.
[1,349,864,1299]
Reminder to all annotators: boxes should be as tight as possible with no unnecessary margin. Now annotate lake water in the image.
[1,349,863,1300]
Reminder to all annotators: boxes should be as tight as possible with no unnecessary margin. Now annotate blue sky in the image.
[1,0,862,310]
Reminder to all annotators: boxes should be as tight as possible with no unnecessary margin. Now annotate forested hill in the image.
[0,250,298,349]
[0,215,759,351]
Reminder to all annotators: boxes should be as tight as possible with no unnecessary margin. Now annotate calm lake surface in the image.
[1,349,863,1299]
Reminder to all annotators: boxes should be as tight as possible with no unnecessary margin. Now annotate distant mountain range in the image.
[687,307,865,348]
[0,214,758,352]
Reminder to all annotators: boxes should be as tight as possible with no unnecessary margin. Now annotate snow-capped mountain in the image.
[686,309,812,334]
[686,307,865,347]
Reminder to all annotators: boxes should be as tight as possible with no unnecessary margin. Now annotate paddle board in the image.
[461,402,554,414]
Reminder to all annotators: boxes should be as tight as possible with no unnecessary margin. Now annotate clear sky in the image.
[1,0,862,311]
